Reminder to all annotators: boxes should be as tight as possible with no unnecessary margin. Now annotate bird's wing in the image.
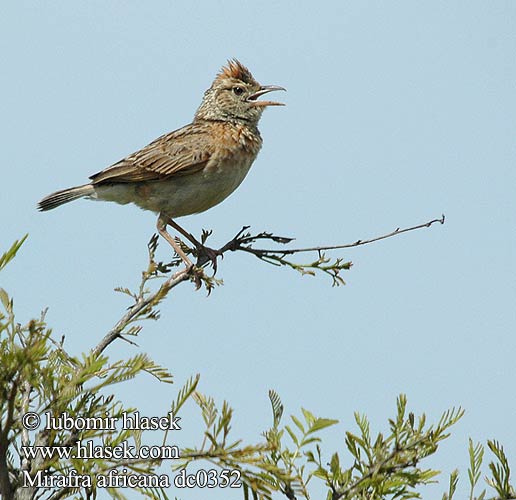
[89,125,213,184]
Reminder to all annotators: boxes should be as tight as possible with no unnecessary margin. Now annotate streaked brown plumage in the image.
[38,60,285,269]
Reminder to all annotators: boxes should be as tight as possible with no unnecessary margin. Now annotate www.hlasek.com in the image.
[21,411,242,489]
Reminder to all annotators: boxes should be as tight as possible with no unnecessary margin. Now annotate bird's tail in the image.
[38,184,95,211]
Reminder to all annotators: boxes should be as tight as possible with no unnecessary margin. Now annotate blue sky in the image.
[2,1,515,498]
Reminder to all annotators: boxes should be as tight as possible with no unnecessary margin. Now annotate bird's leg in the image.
[160,215,221,272]
[162,216,202,248]
[156,213,193,271]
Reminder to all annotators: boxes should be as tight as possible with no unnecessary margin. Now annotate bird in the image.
[38,59,285,272]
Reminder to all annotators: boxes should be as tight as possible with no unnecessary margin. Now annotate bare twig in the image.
[204,214,445,286]
[219,214,446,258]
[94,215,445,354]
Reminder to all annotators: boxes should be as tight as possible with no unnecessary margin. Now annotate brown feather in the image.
[216,59,258,86]
[89,124,214,185]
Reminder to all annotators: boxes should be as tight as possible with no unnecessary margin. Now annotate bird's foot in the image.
[194,245,223,274]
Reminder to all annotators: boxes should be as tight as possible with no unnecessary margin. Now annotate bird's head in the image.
[194,59,285,125]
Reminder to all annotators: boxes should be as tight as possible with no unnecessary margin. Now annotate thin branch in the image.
[220,214,446,258]
[92,270,190,356]
[20,382,32,474]
[200,214,445,286]
[282,483,298,500]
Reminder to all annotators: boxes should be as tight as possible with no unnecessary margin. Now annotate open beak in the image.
[247,85,286,107]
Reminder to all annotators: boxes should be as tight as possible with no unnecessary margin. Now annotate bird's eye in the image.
[232,86,244,96]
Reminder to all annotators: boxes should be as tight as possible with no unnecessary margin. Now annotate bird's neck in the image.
[193,114,260,131]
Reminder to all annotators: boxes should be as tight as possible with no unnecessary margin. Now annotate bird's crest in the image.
[216,59,257,85]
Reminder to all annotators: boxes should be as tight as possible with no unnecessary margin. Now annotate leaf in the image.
[307,417,339,435]
[300,436,321,447]
[442,469,459,500]
[329,452,341,476]
[301,407,315,426]
[0,235,28,272]
[285,425,299,446]
[268,389,284,427]
[487,439,513,498]
[0,288,10,311]
[291,415,305,434]
[467,438,484,496]
[169,374,199,415]
[345,432,362,461]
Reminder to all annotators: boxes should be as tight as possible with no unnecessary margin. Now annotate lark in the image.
[38,59,285,271]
